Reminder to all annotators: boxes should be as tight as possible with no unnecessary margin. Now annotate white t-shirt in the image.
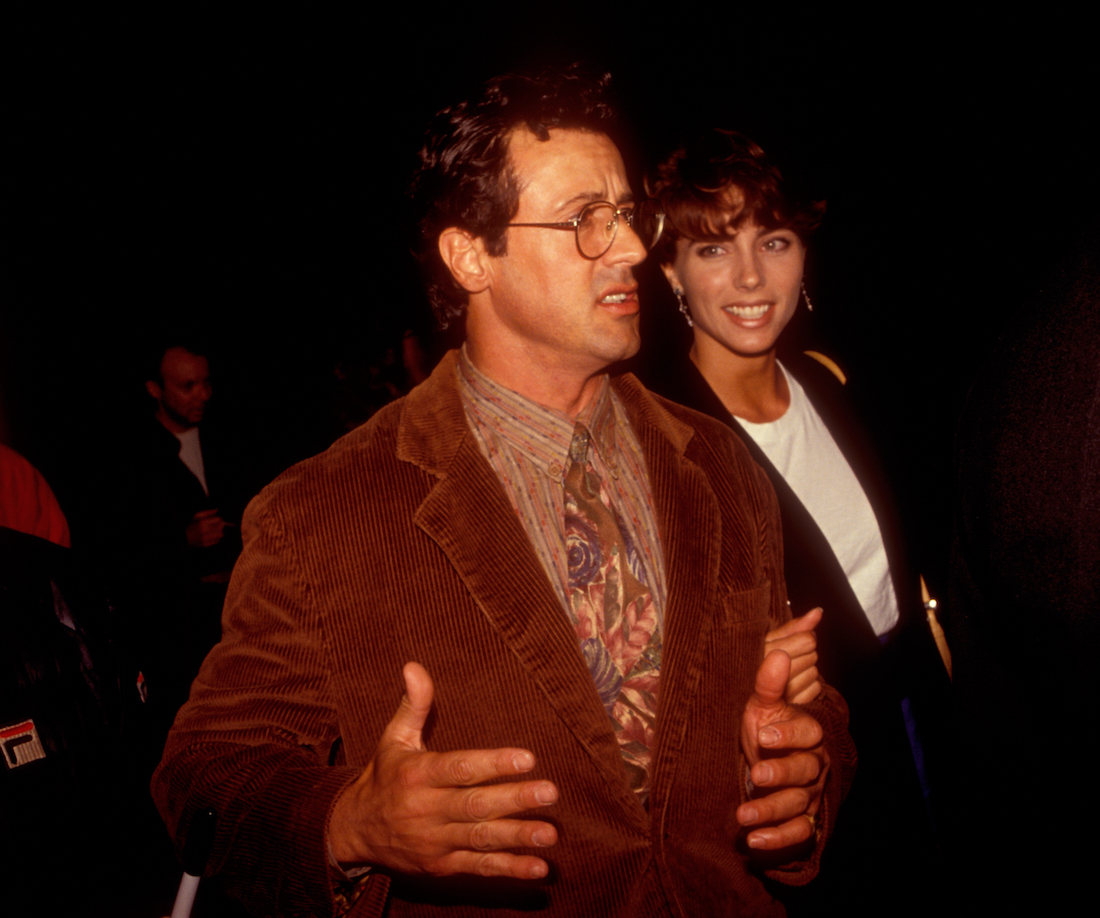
[736,364,899,637]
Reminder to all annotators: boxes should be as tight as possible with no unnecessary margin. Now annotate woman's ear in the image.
[661,262,683,293]
[438,228,490,294]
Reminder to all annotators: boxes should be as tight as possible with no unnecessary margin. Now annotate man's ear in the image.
[438,228,491,294]
[144,380,162,402]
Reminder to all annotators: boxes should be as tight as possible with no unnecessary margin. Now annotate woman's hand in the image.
[764,607,823,705]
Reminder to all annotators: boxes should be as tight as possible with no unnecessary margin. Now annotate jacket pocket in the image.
[716,579,772,627]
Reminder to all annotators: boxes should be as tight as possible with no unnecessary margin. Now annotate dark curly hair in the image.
[645,128,825,267]
[408,66,620,327]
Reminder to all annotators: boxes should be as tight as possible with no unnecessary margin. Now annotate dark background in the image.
[2,10,1094,914]
[5,11,1095,575]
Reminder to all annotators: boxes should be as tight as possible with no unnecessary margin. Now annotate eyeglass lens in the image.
[577,201,664,258]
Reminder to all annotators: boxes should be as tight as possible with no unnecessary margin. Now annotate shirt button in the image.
[548,462,562,478]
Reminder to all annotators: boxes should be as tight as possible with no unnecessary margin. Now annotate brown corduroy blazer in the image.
[153,351,854,918]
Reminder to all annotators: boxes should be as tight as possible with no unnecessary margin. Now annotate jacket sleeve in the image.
[151,483,368,917]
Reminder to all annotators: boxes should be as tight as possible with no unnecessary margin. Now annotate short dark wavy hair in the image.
[645,128,825,267]
[409,66,619,327]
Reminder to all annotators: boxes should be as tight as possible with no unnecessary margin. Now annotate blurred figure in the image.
[0,442,71,546]
[144,345,232,554]
[0,525,134,915]
[105,341,253,750]
[328,328,436,437]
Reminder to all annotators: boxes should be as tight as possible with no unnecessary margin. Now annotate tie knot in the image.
[568,424,591,465]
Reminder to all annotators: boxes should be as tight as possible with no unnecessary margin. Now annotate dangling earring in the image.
[802,281,814,312]
[675,289,693,327]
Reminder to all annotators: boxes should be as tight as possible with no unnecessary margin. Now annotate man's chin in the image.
[617,326,642,362]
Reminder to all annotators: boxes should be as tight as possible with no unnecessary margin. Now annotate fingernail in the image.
[535,783,557,805]
[740,806,758,824]
[760,726,781,746]
[532,828,555,847]
[747,833,767,849]
[756,763,773,783]
[513,752,535,771]
[529,861,549,877]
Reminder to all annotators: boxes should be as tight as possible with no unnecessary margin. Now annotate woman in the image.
[641,129,952,914]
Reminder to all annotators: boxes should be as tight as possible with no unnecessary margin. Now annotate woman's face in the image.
[662,219,805,360]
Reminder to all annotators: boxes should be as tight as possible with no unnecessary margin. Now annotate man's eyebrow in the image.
[556,191,605,213]
[556,190,636,212]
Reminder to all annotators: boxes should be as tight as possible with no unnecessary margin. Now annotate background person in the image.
[104,341,256,756]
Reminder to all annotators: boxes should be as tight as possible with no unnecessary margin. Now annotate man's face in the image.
[478,128,647,382]
[148,347,212,432]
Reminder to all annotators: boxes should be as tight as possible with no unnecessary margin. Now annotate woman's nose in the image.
[734,253,763,290]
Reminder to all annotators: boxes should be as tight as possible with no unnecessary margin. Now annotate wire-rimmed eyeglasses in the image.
[507,199,665,259]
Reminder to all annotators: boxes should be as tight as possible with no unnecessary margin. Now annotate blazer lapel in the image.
[612,376,724,798]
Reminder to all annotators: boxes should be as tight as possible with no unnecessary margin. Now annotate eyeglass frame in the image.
[505,199,665,260]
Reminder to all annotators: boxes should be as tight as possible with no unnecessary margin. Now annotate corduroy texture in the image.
[153,351,854,917]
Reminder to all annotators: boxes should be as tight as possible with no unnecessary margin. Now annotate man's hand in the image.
[764,608,823,705]
[185,508,231,548]
[737,650,829,850]
[328,662,559,879]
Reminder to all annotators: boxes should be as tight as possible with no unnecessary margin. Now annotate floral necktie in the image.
[564,422,661,799]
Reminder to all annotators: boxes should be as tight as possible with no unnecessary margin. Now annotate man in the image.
[116,344,248,733]
[144,344,232,553]
[154,69,854,917]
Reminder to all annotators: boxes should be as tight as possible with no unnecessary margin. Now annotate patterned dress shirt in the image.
[457,348,668,624]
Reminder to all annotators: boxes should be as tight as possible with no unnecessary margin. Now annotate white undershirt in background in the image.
[175,427,210,497]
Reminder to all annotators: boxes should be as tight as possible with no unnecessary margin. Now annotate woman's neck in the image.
[690,339,790,424]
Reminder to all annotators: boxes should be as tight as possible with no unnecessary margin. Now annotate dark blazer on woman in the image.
[642,350,952,916]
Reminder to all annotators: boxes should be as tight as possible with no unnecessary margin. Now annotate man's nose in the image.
[607,214,647,266]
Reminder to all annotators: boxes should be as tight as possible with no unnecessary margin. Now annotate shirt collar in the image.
[457,346,619,481]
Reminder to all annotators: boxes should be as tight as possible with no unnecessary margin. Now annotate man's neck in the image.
[155,407,197,436]
[463,342,606,420]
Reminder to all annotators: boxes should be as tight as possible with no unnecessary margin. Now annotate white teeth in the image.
[602,293,628,303]
[724,304,770,318]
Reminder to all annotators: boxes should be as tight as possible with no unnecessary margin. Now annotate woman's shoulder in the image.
[794,350,848,385]
[780,349,849,393]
